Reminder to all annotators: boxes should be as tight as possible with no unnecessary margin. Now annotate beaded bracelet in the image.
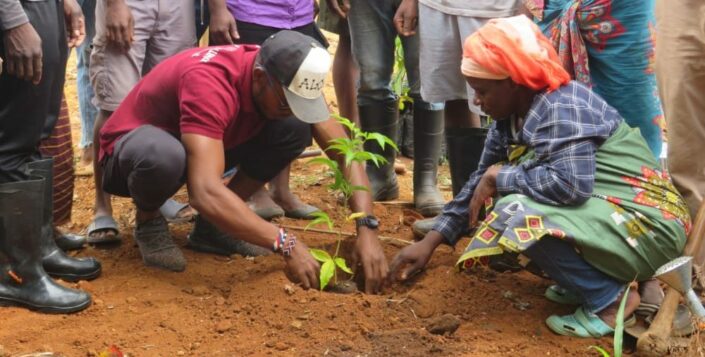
[281,232,297,257]
[272,228,287,253]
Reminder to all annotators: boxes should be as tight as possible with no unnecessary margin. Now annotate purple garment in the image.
[227,0,314,29]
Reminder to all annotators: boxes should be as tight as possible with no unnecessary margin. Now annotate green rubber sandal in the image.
[546,306,636,338]
[545,285,582,305]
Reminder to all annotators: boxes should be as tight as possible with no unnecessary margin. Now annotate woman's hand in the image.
[468,165,501,228]
[388,231,444,282]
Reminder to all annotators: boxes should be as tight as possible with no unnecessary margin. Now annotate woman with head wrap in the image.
[388,15,689,338]
[522,0,664,159]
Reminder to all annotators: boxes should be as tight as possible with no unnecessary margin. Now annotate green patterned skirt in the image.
[457,123,690,282]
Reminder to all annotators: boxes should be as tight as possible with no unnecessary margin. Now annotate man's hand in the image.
[64,0,85,48]
[468,165,501,228]
[105,0,134,51]
[284,241,321,290]
[393,0,418,37]
[326,0,350,18]
[354,227,388,294]
[388,231,443,282]
[2,22,43,84]
[208,8,239,44]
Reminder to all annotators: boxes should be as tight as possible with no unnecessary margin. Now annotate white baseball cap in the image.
[259,31,331,124]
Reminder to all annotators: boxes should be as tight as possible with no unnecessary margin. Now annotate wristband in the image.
[281,232,297,257]
[272,228,287,253]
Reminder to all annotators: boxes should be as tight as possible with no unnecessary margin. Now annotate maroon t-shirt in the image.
[99,45,265,161]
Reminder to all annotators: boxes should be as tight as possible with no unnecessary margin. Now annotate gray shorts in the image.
[418,3,487,113]
[90,0,196,111]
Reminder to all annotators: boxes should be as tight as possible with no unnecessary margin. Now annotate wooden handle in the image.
[637,201,705,355]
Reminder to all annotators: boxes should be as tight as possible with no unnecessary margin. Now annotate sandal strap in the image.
[574,307,614,338]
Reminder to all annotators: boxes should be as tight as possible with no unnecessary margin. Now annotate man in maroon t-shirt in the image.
[98,31,388,293]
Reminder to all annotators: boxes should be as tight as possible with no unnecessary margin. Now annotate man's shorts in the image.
[90,0,195,111]
[418,3,487,113]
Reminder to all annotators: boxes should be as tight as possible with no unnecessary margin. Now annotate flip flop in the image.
[546,306,636,338]
[159,199,196,223]
[86,215,121,244]
[545,285,582,305]
[283,204,321,220]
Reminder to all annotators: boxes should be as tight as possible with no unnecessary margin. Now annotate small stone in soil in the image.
[328,281,358,294]
[284,284,296,295]
[291,320,303,329]
[215,320,232,333]
[425,314,461,335]
[274,342,289,351]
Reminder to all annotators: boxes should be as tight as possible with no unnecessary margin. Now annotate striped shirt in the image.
[433,81,623,246]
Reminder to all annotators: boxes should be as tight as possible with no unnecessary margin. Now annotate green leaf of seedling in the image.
[613,284,631,357]
[325,143,350,156]
[320,259,336,291]
[305,211,334,231]
[307,157,338,171]
[336,116,356,132]
[334,257,353,274]
[344,150,355,167]
[366,132,398,152]
[309,248,332,263]
[350,185,369,193]
[588,346,611,357]
[370,153,388,167]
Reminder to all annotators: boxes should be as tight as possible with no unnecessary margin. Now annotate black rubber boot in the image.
[446,127,488,196]
[413,107,445,217]
[186,216,271,257]
[27,159,101,282]
[411,127,488,239]
[359,101,400,201]
[0,179,91,313]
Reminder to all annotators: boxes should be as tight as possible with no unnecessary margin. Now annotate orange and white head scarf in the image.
[461,15,570,92]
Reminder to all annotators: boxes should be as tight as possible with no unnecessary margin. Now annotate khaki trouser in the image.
[656,0,705,218]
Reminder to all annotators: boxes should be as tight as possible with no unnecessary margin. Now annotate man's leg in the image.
[349,0,401,201]
[332,22,359,126]
[87,0,154,242]
[103,125,187,271]
[232,20,324,219]
[0,0,92,313]
[76,0,98,169]
[656,0,705,218]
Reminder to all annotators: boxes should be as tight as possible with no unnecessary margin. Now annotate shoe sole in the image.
[0,296,91,314]
[46,266,102,282]
[186,236,232,256]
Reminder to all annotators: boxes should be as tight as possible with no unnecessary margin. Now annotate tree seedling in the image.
[306,115,397,290]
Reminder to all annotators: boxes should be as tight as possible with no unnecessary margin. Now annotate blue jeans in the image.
[76,0,97,149]
[523,237,625,313]
[348,0,442,111]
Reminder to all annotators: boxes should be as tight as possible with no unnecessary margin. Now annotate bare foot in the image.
[80,144,93,167]
[598,287,641,328]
